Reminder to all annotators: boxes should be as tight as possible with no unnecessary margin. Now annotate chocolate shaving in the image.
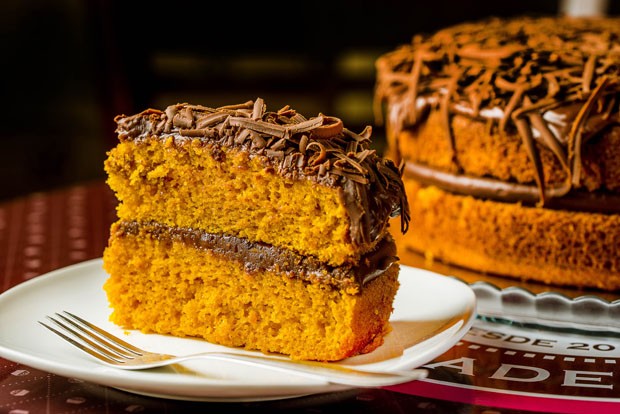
[307,141,327,166]
[173,107,194,128]
[217,101,254,111]
[299,134,309,154]
[228,117,288,138]
[196,113,229,129]
[164,106,177,132]
[251,98,265,120]
[179,128,212,137]
[287,116,325,135]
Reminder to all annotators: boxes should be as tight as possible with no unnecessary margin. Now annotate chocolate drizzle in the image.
[375,16,620,209]
[114,98,410,246]
[115,220,399,290]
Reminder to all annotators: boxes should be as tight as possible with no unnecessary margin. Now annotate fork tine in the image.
[61,311,144,355]
[57,312,143,357]
[39,319,122,364]
[50,313,136,359]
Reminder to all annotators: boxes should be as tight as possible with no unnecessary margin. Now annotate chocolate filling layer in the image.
[406,160,620,214]
[114,220,399,291]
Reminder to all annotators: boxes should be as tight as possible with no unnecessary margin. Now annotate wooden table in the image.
[1,181,619,414]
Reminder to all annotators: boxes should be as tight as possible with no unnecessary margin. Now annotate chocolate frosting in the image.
[114,98,410,246]
[375,15,620,210]
[115,220,399,291]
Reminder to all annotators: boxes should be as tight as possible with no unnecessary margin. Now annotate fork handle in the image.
[166,352,428,388]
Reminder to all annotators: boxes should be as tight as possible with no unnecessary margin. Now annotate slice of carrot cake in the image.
[102,98,410,361]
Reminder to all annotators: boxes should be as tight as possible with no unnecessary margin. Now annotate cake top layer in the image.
[114,98,410,243]
[375,15,620,206]
[375,15,619,121]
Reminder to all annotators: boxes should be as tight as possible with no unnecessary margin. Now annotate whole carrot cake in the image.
[102,98,410,361]
[374,15,620,291]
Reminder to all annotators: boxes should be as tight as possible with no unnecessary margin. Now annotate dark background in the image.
[2,0,617,201]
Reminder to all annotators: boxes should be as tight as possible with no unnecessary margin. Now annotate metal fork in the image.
[39,311,427,388]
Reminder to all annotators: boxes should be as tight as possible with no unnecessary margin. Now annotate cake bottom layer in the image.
[394,178,620,291]
[102,221,400,361]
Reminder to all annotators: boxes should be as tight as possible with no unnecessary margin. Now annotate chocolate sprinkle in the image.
[114,99,410,245]
[375,15,620,209]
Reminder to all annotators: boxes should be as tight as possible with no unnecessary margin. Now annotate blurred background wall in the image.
[1,0,617,201]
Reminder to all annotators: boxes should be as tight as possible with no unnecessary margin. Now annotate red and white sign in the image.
[386,320,620,413]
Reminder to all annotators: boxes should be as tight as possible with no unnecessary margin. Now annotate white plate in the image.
[0,259,476,402]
